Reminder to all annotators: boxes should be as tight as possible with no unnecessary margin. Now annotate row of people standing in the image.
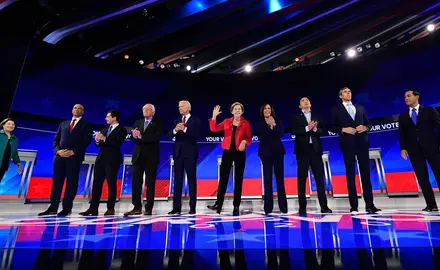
[31,87,440,217]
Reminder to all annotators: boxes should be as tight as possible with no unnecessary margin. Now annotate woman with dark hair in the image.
[0,118,22,182]
[256,104,287,214]
[207,102,252,215]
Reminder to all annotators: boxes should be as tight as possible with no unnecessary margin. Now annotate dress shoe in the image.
[168,209,181,215]
[144,210,152,215]
[423,206,439,212]
[38,209,57,216]
[188,208,196,215]
[366,206,381,213]
[233,206,239,215]
[207,202,219,211]
[104,209,115,216]
[350,207,358,214]
[298,208,307,214]
[124,208,142,216]
[57,210,71,216]
[321,208,333,214]
[79,209,98,216]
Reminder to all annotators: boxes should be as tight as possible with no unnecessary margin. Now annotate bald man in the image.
[39,104,93,216]
[125,104,163,216]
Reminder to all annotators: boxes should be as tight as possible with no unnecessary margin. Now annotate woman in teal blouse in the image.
[0,118,22,182]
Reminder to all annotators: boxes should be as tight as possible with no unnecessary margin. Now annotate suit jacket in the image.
[0,130,20,166]
[95,125,127,166]
[131,117,163,164]
[53,118,93,162]
[255,118,285,158]
[330,103,372,151]
[399,105,440,155]
[168,115,200,159]
[290,111,326,155]
[209,117,252,151]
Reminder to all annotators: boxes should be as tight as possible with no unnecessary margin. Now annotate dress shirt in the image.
[173,114,190,134]
[343,101,356,118]
[303,110,313,143]
[71,117,82,128]
[409,104,420,117]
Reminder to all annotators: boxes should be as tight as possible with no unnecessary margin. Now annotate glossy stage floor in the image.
[2,196,440,269]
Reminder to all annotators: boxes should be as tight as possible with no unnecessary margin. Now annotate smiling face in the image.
[232,104,243,118]
[263,104,272,118]
[2,120,15,132]
[179,101,190,115]
[72,104,84,118]
[143,104,155,118]
[404,91,419,107]
[299,97,311,111]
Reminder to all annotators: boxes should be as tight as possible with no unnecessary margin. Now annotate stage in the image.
[0,197,440,269]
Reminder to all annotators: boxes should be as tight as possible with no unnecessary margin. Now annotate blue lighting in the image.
[269,0,283,13]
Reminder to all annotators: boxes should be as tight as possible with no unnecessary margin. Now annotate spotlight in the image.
[294,57,300,62]
[427,24,436,32]
[329,52,335,57]
[186,65,192,71]
[244,65,252,73]
[347,49,356,58]
[374,42,380,48]
[139,60,144,65]
[357,47,363,52]
[160,64,165,69]
[366,44,371,49]
[173,63,180,68]
[124,54,129,59]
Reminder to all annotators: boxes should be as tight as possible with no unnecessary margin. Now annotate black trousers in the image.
[296,145,328,210]
[172,156,197,211]
[132,155,158,211]
[0,164,8,183]
[409,146,440,207]
[90,162,119,210]
[50,156,82,211]
[217,149,246,207]
[261,155,287,213]
[341,147,374,209]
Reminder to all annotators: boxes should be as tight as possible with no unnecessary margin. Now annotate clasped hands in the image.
[132,128,142,139]
[174,123,185,132]
[307,121,318,132]
[57,149,75,158]
[342,125,367,135]
[266,116,276,129]
[95,132,106,142]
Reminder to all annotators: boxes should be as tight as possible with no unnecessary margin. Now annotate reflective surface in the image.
[3,211,440,268]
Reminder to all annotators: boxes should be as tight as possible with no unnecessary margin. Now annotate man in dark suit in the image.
[79,110,127,216]
[291,97,332,214]
[124,104,163,216]
[39,104,93,216]
[399,90,440,212]
[168,100,200,215]
[331,87,380,213]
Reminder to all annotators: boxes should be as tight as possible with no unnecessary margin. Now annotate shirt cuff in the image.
[173,129,177,134]
[305,126,310,132]
[183,127,188,133]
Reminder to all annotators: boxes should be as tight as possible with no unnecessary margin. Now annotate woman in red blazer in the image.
[207,102,252,215]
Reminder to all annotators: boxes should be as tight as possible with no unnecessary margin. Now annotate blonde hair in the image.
[230,102,244,114]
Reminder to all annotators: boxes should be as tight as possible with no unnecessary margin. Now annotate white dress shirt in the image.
[343,101,356,117]
[71,117,82,128]
[303,110,313,143]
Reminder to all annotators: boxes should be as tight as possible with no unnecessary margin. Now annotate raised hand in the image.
[212,105,222,119]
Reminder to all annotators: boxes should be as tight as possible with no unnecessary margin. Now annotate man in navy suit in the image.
[331,87,380,213]
[291,97,332,214]
[399,90,440,212]
[168,100,200,215]
[39,104,93,216]
[80,110,127,216]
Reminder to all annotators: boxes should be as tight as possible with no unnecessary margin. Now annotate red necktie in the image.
[69,119,76,133]
[182,116,186,125]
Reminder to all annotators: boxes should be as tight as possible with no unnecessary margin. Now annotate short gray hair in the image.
[179,100,191,111]
[143,103,155,112]
[339,87,350,95]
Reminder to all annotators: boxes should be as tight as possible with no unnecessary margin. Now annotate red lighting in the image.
[124,55,129,59]
[295,57,300,62]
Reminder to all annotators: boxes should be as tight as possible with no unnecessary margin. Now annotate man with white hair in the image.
[168,100,200,215]
[124,103,163,216]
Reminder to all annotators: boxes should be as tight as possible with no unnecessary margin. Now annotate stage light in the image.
[347,49,356,58]
[160,64,165,69]
[244,65,252,73]
[186,65,191,71]
[124,54,129,59]
[357,47,362,52]
[330,52,335,57]
[294,57,300,62]
[139,60,144,65]
[366,44,372,49]
[427,24,436,32]
[374,42,380,48]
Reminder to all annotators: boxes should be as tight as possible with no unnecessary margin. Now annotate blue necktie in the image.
[144,120,150,131]
[347,104,355,120]
[107,125,112,137]
[411,108,417,125]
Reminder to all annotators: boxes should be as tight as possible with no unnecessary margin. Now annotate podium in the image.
[17,150,38,199]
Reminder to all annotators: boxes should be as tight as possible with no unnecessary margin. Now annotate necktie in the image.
[107,125,113,137]
[411,108,417,125]
[69,119,76,133]
[144,120,149,132]
[182,116,186,125]
[347,104,355,120]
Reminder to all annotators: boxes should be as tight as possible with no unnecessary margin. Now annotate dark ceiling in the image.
[1,0,439,74]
